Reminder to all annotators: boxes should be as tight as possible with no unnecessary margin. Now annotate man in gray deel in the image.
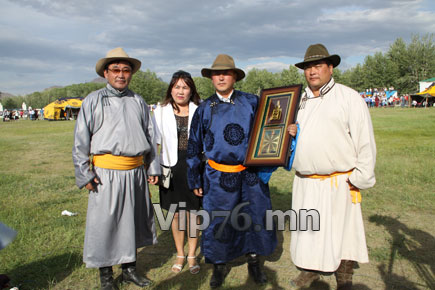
[72,47,160,290]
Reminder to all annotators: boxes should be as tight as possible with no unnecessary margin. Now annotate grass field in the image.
[0,108,434,290]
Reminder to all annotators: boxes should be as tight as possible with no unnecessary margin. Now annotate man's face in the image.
[211,70,237,98]
[304,61,333,93]
[104,61,133,91]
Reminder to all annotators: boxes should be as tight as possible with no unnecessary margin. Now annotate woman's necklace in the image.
[175,104,189,117]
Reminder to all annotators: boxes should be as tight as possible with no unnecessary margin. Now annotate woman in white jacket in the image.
[154,71,202,274]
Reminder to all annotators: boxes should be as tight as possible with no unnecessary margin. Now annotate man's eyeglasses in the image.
[172,70,191,79]
[107,68,132,75]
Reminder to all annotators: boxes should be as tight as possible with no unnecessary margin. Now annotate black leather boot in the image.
[247,253,268,284]
[99,267,119,290]
[121,262,152,287]
[210,264,228,288]
[0,274,10,289]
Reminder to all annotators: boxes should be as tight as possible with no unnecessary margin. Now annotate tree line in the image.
[1,34,433,110]
[334,34,434,93]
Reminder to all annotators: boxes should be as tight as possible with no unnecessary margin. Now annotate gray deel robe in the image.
[72,84,160,268]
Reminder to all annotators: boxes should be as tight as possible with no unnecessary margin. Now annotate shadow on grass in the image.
[350,283,371,290]
[265,228,284,263]
[269,185,292,211]
[267,185,291,264]
[141,208,289,288]
[6,251,82,290]
[146,261,210,290]
[137,228,176,273]
[149,258,287,290]
[369,214,435,289]
[135,184,296,289]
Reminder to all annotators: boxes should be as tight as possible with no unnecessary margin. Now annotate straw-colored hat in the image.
[95,47,141,77]
[201,54,245,81]
[295,44,341,69]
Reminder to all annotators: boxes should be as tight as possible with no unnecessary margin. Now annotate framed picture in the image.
[244,84,302,166]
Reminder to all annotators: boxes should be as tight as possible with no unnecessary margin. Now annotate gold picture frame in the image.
[244,85,302,166]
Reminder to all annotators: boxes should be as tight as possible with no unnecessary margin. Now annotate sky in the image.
[0,0,434,96]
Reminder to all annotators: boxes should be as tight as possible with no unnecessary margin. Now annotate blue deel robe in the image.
[187,90,277,264]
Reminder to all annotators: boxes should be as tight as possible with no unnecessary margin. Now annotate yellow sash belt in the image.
[297,170,361,204]
[208,159,246,173]
[92,154,144,170]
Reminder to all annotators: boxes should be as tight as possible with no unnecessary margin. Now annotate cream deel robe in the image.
[291,79,376,272]
[72,85,160,268]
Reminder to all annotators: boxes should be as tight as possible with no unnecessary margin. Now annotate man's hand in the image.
[193,188,203,197]
[346,178,359,191]
[287,123,297,137]
[148,175,159,185]
[85,177,99,191]
[346,178,362,203]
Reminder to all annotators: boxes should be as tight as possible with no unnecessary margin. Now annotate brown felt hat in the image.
[295,44,341,69]
[95,47,141,77]
[201,54,245,81]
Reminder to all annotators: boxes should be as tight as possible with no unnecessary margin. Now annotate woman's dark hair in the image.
[162,70,201,112]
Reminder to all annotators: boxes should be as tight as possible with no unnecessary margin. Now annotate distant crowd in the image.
[360,87,407,108]
[360,87,434,108]
[1,107,43,121]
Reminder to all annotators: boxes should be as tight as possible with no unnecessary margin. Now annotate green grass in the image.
[0,108,434,289]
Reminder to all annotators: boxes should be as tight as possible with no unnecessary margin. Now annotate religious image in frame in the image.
[244,84,302,166]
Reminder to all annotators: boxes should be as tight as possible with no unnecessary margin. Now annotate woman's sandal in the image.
[187,256,200,274]
[171,255,185,273]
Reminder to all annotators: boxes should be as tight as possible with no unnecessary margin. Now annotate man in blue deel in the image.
[187,54,277,288]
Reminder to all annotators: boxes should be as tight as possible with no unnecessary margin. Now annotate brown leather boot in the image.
[290,270,320,288]
[335,260,354,290]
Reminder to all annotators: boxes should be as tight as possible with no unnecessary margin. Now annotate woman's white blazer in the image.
[153,102,198,167]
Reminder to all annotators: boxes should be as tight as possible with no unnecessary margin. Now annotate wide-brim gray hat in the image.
[201,54,245,81]
[295,44,341,69]
[95,47,141,77]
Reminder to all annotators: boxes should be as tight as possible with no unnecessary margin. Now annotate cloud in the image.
[246,62,290,72]
[0,0,434,95]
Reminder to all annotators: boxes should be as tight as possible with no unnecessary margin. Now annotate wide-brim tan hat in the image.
[95,47,141,77]
[295,43,340,69]
[201,54,245,81]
